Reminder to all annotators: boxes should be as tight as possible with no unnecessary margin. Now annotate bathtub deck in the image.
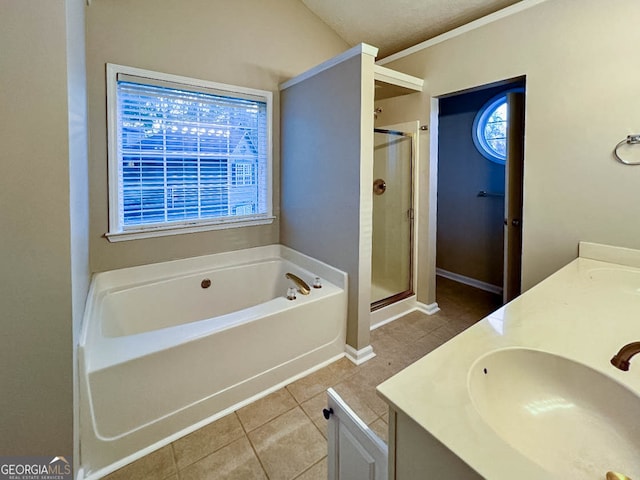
[101,277,502,480]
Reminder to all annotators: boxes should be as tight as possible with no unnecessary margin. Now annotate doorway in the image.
[435,78,525,304]
[371,126,414,311]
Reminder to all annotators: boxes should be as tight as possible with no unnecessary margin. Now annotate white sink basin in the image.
[468,348,640,479]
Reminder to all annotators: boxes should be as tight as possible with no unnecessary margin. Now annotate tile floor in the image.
[103,277,502,480]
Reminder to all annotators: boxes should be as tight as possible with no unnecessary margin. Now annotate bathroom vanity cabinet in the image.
[326,388,388,480]
[388,409,481,479]
[377,242,640,479]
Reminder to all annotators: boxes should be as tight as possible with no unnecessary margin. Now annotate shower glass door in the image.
[371,128,413,310]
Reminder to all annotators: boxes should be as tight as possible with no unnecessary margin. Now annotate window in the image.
[106,64,273,241]
[472,93,508,165]
[232,162,255,186]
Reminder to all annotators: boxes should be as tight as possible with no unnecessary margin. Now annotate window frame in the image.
[472,88,524,166]
[105,63,274,242]
[472,93,509,165]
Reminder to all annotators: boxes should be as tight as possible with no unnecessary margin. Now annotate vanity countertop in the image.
[377,242,640,479]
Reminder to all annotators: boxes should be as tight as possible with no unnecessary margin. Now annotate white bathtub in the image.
[78,245,347,479]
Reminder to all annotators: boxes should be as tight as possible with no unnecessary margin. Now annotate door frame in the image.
[371,121,419,312]
[429,78,526,306]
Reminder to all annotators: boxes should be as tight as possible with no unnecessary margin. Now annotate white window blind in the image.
[106,64,272,240]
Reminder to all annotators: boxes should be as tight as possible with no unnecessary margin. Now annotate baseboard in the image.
[344,344,376,365]
[370,295,417,330]
[416,301,440,315]
[371,298,441,332]
[436,268,503,295]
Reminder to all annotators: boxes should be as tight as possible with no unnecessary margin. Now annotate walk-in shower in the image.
[371,128,414,310]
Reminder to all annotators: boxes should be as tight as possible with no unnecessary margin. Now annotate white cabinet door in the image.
[326,387,388,480]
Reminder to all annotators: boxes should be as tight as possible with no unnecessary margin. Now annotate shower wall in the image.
[280,46,376,352]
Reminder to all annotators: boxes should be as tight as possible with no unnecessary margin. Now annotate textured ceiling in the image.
[301,0,522,58]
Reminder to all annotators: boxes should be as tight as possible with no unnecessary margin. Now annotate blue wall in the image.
[436,81,523,288]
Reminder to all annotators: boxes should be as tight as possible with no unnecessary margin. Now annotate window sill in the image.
[105,216,276,243]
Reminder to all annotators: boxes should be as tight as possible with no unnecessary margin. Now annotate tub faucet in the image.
[285,273,310,295]
[610,341,640,371]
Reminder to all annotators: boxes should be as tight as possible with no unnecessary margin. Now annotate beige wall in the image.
[0,0,88,458]
[67,0,91,470]
[86,0,349,272]
[281,52,375,350]
[379,0,640,295]
[0,0,347,461]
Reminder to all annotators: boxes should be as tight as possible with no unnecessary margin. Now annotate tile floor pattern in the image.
[103,277,502,480]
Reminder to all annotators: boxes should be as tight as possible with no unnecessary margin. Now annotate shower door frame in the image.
[371,127,415,312]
